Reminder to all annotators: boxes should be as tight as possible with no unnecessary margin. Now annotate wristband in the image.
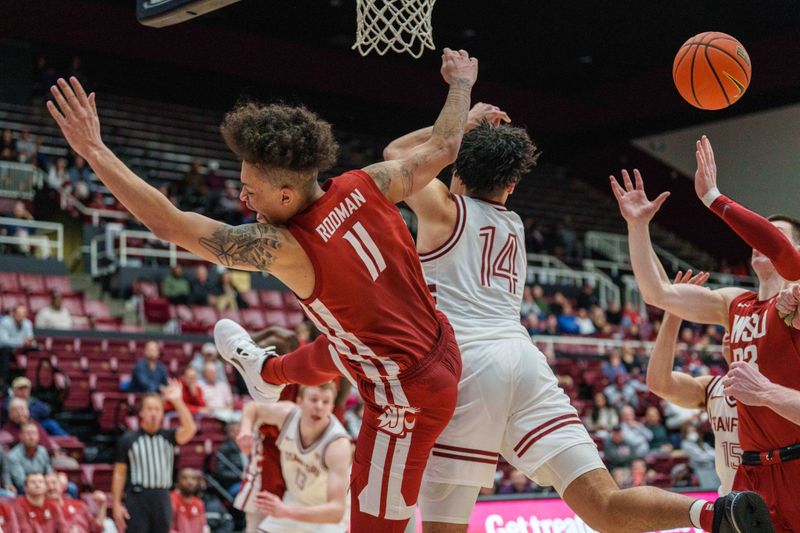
[701,187,721,208]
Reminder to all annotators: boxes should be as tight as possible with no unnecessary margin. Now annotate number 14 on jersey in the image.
[479,226,519,293]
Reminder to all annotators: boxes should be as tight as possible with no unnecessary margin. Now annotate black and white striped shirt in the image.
[115,428,177,489]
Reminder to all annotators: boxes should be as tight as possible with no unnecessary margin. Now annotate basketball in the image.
[673,32,751,110]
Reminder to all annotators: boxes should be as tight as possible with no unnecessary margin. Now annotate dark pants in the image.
[125,488,172,533]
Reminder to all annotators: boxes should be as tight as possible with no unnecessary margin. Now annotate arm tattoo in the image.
[365,160,415,198]
[431,78,472,140]
[198,223,282,271]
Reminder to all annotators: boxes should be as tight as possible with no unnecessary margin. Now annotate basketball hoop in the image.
[353,0,437,58]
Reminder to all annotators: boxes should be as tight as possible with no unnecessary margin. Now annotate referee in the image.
[112,378,197,532]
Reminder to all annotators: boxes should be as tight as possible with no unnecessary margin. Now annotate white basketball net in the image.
[353,0,437,58]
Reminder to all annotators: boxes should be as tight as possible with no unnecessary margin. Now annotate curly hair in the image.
[453,122,541,195]
[220,102,339,179]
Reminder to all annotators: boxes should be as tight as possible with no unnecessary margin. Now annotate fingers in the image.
[621,169,634,192]
[88,92,98,115]
[57,78,81,112]
[703,135,715,166]
[609,176,625,202]
[652,191,671,210]
[633,169,644,191]
[69,76,90,107]
[673,271,684,284]
[50,84,72,117]
[46,100,66,128]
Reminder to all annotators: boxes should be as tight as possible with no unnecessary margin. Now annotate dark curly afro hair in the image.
[220,102,339,177]
[453,121,540,195]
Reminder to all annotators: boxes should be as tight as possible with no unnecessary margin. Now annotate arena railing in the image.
[531,333,724,357]
[89,228,202,277]
[526,265,621,308]
[58,185,131,226]
[0,216,63,260]
[0,161,45,200]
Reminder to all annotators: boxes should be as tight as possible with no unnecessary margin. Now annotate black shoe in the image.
[712,491,774,533]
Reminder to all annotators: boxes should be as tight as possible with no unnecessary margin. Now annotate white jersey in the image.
[276,406,350,506]
[421,195,529,345]
[706,375,739,495]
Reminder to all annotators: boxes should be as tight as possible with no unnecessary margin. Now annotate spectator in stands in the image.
[113,382,197,533]
[575,307,596,335]
[4,377,68,437]
[0,498,19,531]
[549,292,566,317]
[604,374,641,411]
[47,156,69,190]
[4,422,52,492]
[171,468,209,533]
[520,286,542,332]
[168,367,206,415]
[600,298,618,321]
[644,406,671,451]
[161,265,191,305]
[523,217,544,253]
[129,341,169,393]
[16,128,37,164]
[629,458,655,488]
[670,463,695,488]
[498,469,537,495]
[5,201,35,256]
[663,400,700,432]
[210,271,245,311]
[577,282,598,310]
[604,425,640,468]
[611,466,632,489]
[218,180,244,225]
[198,475,234,533]
[14,472,66,531]
[214,422,246,497]
[620,344,646,375]
[0,129,17,161]
[181,160,206,199]
[601,350,628,382]
[191,342,226,384]
[205,160,225,191]
[68,155,92,200]
[46,471,107,533]
[34,292,73,330]
[199,362,235,420]
[619,405,653,456]
[188,265,215,306]
[2,398,56,452]
[0,305,35,387]
[621,301,642,327]
[680,423,719,489]
[584,392,618,436]
[540,314,559,336]
[556,303,580,334]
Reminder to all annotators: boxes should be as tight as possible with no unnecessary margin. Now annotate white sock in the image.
[689,499,709,529]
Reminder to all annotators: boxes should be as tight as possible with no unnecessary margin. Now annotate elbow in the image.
[645,375,665,396]
[439,137,461,164]
[383,146,399,161]
[149,223,173,242]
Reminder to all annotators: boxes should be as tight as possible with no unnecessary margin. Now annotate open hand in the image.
[672,269,710,286]
[467,103,510,129]
[610,169,670,225]
[160,378,184,404]
[46,77,105,161]
[694,135,717,200]
[440,48,478,88]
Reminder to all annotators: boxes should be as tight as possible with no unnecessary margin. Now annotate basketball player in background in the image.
[47,49,475,532]
[238,383,351,533]
[646,270,739,495]
[383,112,770,532]
[610,135,800,531]
[235,330,299,533]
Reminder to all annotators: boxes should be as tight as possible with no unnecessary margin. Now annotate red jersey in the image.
[0,500,19,533]
[169,491,206,533]
[14,497,66,533]
[728,292,800,450]
[288,170,441,406]
[57,499,101,533]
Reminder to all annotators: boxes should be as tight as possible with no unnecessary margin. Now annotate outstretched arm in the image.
[610,169,744,325]
[724,361,800,426]
[363,48,477,203]
[695,135,800,281]
[646,271,714,409]
[47,77,294,274]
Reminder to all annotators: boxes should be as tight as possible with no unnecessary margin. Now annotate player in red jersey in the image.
[610,136,800,531]
[47,49,475,533]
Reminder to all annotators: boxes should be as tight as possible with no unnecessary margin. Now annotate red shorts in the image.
[733,460,800,532]
[349,316,462,533]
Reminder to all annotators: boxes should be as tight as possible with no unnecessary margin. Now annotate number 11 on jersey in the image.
[479,226,519,293]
